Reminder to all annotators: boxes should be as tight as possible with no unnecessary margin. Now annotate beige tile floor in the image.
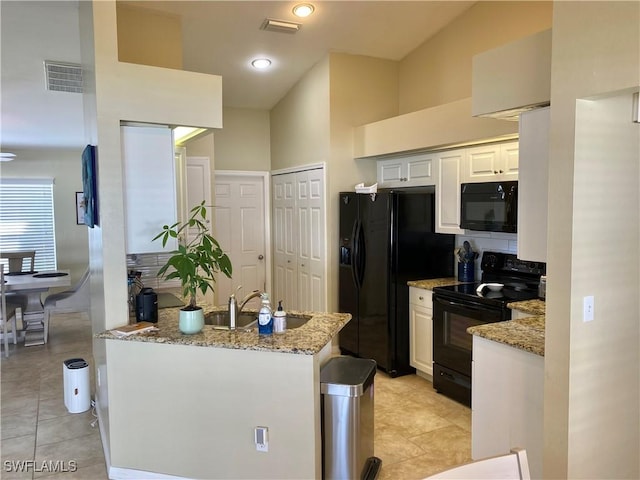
[1,312,470,480]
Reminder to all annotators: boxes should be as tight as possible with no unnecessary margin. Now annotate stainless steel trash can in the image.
[321,356,381,480]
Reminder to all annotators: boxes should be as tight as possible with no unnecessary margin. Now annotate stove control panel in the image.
[481,251,546,276]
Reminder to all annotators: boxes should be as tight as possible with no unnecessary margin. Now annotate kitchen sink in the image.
[204,311,311,331]
[204,312,257,329]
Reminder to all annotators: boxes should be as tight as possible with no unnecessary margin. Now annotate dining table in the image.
[4,270,71,346]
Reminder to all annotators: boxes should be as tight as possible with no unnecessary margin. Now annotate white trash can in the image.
[63,358,90,413]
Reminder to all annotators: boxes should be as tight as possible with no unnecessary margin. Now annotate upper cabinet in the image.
[435,149,466,235]
[462,142,519,183]
[122,125,178,254]
[354,98,518,159]
[377,153,436,187]
[517,107,550,262]
[472,29,551,120]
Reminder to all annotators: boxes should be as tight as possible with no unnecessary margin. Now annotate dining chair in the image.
[43,267,90,343]
[1,264,21,357]
[0,250,36,273]
[424,448,531,480]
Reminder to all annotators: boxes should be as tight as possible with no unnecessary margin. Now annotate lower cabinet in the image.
[409,287,433,377]
[472,336,543,479]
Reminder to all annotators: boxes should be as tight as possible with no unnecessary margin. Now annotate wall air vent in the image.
[44,61,83,93]
[260,18,301,34]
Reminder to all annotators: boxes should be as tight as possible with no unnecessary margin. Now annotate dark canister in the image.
[135,287,158,323]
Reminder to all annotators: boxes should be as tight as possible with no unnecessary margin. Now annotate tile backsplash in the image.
[454,231,517,279]
[126,253,180,291]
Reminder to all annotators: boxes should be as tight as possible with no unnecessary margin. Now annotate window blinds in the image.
[0,178,57,271]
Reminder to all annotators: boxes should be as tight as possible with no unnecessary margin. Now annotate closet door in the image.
[272,173,298,309]
[295,168,325,312]
[272,166,326,312]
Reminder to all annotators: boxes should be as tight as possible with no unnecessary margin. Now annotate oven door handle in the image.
[434,297,494,313]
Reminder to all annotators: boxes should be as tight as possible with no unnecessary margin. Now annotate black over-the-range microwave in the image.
[460,181,518,233]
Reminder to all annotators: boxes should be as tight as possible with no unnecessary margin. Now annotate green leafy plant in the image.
[153,201,232,309]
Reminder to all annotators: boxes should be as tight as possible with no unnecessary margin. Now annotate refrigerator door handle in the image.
[356,220,366,287]
[352,220,361,289]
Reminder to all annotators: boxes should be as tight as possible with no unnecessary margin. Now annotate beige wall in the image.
[399,1,552,113]
[0,148,89,283]
[107,339,328,479]
[116,3,182,69]
[270,57,331,171]
[545,1,640,478]
[214,107,271,171]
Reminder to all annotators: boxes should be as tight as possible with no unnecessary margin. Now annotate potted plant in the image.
[153,201,232,334]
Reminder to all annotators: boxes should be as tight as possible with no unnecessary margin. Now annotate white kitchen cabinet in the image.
[377,152,436,187]
[435,149,466,234]
[517,107,549,263]
[121,125,178,254]
[462,142,519,183]
[472,336,543,479]
[409,287,433,377]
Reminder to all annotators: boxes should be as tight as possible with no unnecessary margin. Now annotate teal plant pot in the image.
[179,307,204,334]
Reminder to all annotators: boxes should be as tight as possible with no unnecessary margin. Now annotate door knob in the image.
[258,255,264,260]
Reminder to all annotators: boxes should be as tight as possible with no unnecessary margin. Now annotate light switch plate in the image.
[583,296,594,322]
[255,426,268,452]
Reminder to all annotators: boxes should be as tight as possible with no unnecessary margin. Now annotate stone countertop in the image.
[97,306,351,356]
[407,277,464,290]
[508,299,546,316]
[468,315,545,356]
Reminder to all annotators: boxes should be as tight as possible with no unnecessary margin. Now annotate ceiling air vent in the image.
[260,18,301,34]
[44,61,83,93]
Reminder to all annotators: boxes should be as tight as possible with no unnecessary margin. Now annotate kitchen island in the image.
[96,307,350,480]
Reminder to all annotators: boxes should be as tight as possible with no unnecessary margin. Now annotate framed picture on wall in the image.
[76,191,86,225]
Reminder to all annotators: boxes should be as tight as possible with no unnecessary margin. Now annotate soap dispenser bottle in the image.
[258,293,273,335]
[273,300,287,334]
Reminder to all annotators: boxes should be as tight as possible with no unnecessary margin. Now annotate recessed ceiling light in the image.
[292,3,314,18]
[251,58,272,69]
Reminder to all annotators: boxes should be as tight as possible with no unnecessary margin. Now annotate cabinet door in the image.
[377,159,404,186]
[463,142,519,183]
[463,144,501,183]
[436,150,465,234]
[410,304,433,376]
[517,107,549,262]
[500,142,519,180]
[122,125,177,254]
[405,154,435,186]
[409,288,433,376]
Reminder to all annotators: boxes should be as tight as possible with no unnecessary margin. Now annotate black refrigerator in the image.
[339,187,455,377]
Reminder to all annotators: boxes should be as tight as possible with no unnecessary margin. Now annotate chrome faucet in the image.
[228,287,262,330]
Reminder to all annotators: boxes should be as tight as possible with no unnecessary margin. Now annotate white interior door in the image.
[272,174,298,309]
[272,166,326,312]
[296,169,325,311]
[214,173,268,308]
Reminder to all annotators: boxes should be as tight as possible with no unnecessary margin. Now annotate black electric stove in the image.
[431,251,546,406]
[433,251,546,309]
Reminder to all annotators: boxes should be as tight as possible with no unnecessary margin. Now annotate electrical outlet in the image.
[255,426,268,452]
[583,296,594,322]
